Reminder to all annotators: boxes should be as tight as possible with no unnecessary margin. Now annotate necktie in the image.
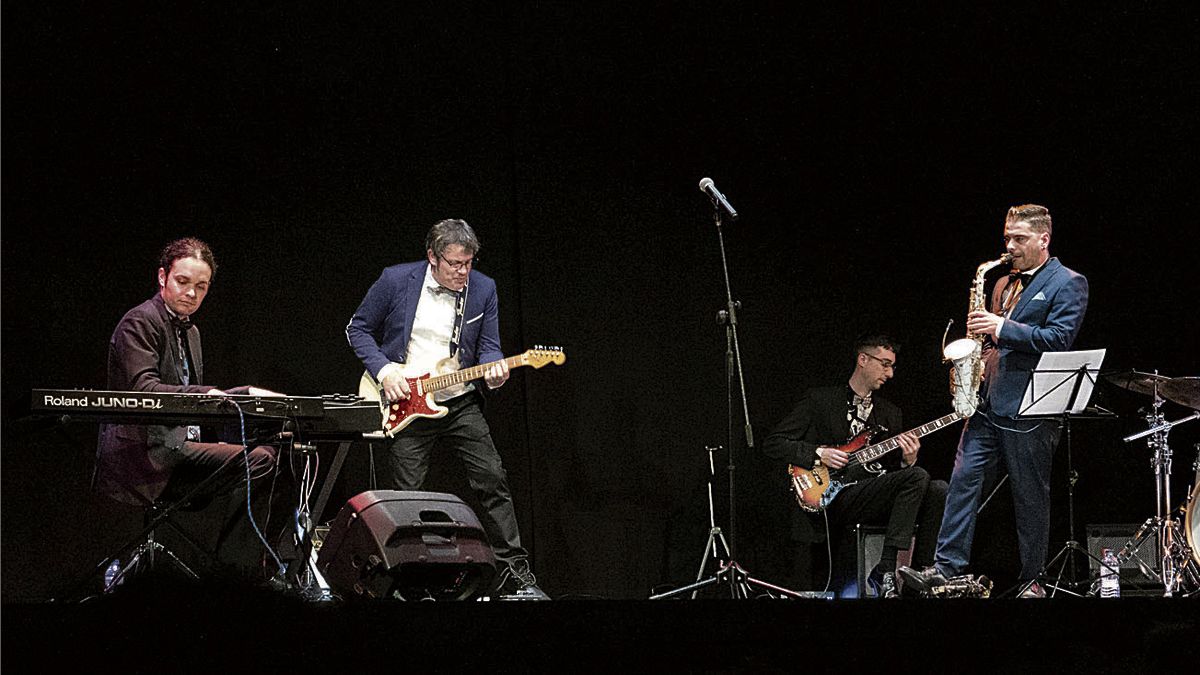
[172,317,193,385]
[177,327,191,385]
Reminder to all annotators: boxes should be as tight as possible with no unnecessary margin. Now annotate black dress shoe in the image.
[867,566,899,599]
[897,565,947,595]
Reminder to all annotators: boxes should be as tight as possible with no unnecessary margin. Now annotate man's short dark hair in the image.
[854,333,900,356]
[425,218,481,257]
[159,237,217,279]
[1006,204,1052,236]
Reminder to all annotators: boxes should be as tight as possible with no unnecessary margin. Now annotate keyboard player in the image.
[94,237,283,582]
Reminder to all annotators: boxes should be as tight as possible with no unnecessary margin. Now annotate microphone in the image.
[698,177,738,220]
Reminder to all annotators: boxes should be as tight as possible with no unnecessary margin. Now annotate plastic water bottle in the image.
[1100,548,1120,598]
[103,559,122,592]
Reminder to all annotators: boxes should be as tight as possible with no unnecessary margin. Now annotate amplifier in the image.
[1087,522,1164,594]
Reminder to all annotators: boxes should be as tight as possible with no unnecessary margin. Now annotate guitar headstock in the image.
[523,345,566,368]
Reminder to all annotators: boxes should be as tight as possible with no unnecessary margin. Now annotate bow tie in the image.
[852,394,872,407]
[171,316,193,332]
[428,284,458,296]
[1008,272,1034,288]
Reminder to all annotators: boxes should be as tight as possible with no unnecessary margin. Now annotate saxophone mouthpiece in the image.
[1001,253,1013,263]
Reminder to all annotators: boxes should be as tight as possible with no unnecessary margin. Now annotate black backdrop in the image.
[4,3,1198,601]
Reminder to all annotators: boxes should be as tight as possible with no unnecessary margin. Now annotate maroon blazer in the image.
[95,294,210,504]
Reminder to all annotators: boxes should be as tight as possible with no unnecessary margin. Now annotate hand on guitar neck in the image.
[816,432,919,469]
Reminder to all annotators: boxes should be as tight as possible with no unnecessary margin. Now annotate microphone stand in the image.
[712,202,754,556]
[652,187,805,599]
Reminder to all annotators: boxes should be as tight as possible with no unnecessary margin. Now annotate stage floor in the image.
[3,580,1196,673]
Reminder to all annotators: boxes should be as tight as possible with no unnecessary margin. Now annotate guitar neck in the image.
[853,412,965,465]
[423,355,528,393]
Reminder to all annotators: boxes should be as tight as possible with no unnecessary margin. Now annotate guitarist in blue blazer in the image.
[346,218,545,598]
[901,204,1089,598]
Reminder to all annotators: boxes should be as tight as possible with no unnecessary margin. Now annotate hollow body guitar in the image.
[359,347,565,437]
[787,411,966,512]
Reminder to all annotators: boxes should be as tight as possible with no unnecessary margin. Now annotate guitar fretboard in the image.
[423,355,528,393]
[851,412,965,465]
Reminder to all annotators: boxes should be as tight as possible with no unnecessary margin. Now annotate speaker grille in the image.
[1086,522,1163,591]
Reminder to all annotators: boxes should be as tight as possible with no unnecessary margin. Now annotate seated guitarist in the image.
[345,218,546,599]
[762,334,946,597]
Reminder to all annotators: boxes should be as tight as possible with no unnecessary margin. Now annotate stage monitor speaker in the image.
[316,490,496,601]
[1086,522,1163,593]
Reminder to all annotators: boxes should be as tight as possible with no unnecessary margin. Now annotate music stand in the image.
[1014,348,1115,597]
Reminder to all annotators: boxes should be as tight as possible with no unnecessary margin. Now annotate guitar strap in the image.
[448,281,468,359]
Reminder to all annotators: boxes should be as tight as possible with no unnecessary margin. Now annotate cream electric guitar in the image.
[359,347,566,437]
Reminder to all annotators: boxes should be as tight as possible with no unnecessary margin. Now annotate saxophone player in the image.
[900,204,1089,598]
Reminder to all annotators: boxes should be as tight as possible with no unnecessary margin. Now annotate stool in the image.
[853,524,916,598]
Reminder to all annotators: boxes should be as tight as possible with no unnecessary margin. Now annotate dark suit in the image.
[346,261,503,376]
[935,257,1089,580]
[96,294,219,504]
[763,386,946,591]
[95,294,278,573]
[346,261,526,562]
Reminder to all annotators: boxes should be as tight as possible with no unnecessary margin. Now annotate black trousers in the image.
[828,465,947,570]
[783,467,946,591]
[383,394,527,562]
[160,441,280,576]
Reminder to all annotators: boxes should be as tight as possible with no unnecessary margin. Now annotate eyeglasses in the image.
[860,352,896,371]
[438,253,475,272]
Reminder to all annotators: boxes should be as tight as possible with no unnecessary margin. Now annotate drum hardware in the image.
[1107,370,1200,596]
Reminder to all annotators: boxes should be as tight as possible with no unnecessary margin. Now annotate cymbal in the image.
[1105,370,1172,397]
[1161,377,1200,410]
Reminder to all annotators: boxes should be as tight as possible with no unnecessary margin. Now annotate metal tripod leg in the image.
[649,526,811,600]
[108,531,200,591]
[1032,540,1113,598]
[650,526,741,599]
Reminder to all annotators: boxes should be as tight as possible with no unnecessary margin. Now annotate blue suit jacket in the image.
[982,257,1089,417]
[345,261,504,379]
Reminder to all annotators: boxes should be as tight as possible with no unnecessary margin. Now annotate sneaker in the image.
[1018,580,1046,598]
[897,565,948,595]
[867,566,899,599]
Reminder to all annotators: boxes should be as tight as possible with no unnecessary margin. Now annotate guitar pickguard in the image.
[818,478,856,510]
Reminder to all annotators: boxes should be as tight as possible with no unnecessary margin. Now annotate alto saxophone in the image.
[943,253,1013,417]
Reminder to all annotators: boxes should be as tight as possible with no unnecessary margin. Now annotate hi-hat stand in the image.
[1118,389,1200,597]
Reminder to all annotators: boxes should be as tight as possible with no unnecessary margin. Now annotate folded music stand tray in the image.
[1014,349,1116,597]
